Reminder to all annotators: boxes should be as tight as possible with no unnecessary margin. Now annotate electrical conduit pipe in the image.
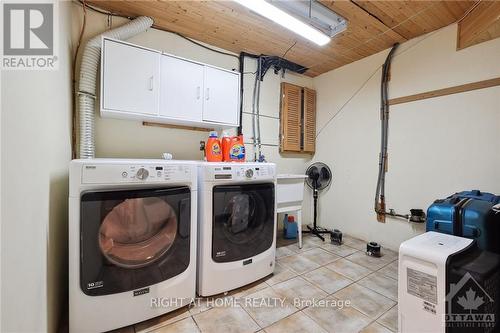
[78,16,154,159]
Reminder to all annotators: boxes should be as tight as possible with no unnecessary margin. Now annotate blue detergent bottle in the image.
[283,215,298,239]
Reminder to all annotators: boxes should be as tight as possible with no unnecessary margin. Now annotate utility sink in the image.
[276,174,308,210]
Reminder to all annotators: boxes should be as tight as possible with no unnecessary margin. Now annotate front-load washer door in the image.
[212,183,275,262]
[80,187,191,296]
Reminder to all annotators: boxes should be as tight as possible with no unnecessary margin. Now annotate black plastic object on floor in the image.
[366,242,381,257]
[427,190,500,254]
[330,229,343,245]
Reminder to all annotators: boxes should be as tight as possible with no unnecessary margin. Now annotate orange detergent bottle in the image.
[222,134,246,162]
[205,131,223,162]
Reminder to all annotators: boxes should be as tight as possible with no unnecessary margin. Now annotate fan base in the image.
[302,225,331,241]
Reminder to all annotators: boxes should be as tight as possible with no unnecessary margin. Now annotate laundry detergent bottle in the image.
[205,131,223,162]
[222,134,246,162]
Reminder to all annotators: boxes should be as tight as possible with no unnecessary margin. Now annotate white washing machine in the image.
[69,159,197,332]
[197,162,277,296]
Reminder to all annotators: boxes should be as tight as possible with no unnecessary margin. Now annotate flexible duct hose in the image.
[78,16,154,159]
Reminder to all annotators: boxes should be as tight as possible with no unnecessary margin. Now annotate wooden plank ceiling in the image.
[457,1,500,50]
[87,0,476,77]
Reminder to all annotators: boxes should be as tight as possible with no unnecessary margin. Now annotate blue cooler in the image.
[427,190,500,253]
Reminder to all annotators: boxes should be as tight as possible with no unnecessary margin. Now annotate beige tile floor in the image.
[111,235,399,333]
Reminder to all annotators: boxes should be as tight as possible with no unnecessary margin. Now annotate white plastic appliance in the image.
[69,159,197,332]
[398,232,474,333]
[197,162,277,296]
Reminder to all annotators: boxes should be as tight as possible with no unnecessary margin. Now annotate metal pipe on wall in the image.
[375,43,399,221]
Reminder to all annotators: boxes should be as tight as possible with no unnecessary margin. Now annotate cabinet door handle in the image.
[206,88,210,100]
[148,76,154,91]
[197,86,201,100]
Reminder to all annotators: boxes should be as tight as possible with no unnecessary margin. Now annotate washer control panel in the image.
[82,163,192,184]
[135,167,149,180]
[245,169,254,179]
[208,164,275,182]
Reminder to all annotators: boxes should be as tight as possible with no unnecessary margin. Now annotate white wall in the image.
[1,2,73,332]
[313,24,500,250]
[72,6,314,176]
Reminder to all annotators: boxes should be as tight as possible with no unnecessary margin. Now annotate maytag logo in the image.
[134,287,150,297]
[1,0,58,70]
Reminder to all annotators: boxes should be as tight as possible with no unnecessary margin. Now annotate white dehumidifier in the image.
[399,231,500,333]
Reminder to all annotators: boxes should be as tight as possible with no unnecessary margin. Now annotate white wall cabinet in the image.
[160,55,204,123]
[203,66,240,125]
[102,38,160,116]
[101,38,240,128]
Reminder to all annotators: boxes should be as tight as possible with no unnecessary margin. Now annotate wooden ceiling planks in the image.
[353,1,475,39]
[86,0,476,76]
[457,1,500,50]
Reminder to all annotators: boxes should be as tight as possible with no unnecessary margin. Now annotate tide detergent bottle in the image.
[222,134,246,162]
[205,131,223,162]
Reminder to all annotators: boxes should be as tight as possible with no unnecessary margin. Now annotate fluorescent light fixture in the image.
[271,0,348,38]
[234,0,331,46]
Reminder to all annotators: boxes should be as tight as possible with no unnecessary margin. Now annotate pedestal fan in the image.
[304,162,332,241]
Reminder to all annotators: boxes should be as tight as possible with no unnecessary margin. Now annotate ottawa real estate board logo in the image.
[1,0,58,70]
[446,272,496,329]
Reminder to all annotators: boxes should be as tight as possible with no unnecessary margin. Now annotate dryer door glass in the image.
[212,183,275,262]
[80,187,191,296]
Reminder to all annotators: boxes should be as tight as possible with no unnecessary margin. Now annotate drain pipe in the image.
[78,16,154,159]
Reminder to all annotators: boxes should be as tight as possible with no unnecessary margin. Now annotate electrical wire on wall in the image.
[72,0,88,158]
[315,20,460,139]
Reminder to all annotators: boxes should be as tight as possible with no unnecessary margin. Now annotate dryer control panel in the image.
[205,164,276,182]
[81,163,192,184]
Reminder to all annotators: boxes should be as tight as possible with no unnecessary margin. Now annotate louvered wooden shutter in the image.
[303,88,316,153]
[280,83,302,152]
